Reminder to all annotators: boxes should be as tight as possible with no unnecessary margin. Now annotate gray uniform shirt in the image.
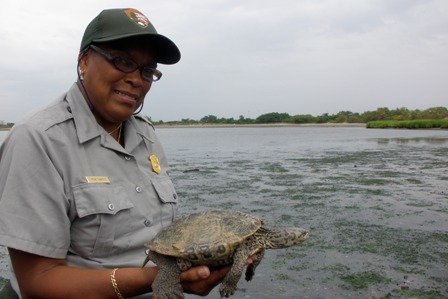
[0,83,178,298]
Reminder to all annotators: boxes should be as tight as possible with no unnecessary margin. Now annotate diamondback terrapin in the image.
[143,210,309,299]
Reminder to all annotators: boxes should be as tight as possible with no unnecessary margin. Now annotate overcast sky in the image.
[1,0,447,123]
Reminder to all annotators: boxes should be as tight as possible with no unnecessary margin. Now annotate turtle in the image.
[143,210,309,299]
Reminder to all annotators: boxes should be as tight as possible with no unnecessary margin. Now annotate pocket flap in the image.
[152,178,178,204]
[73,184,134,217]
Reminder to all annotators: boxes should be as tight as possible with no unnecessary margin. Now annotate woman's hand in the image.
[179,254,257,296]
[9,247,257,298]
[180,265,231,296]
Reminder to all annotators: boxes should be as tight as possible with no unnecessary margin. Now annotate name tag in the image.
[85,176,111,184]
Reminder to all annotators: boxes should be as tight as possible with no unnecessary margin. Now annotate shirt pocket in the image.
[151,176,178,204]
[72,184,134,258]
[151,176,178,222]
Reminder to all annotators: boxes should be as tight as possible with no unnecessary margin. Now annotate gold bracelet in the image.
[111,268,124,299]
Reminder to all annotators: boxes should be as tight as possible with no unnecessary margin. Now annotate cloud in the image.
[1,0,447,122]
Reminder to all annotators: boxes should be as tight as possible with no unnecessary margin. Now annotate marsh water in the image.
[1,127,447,298]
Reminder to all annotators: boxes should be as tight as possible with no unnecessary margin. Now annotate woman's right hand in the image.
[180,265,231,296]
[180,254,256,296]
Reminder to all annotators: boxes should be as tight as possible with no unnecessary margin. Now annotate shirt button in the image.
[144,219,151,227]
[108,204,115,211]
[135,186,142,193]
[124,155,131,161]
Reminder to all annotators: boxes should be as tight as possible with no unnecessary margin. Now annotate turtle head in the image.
[261,227,309,249]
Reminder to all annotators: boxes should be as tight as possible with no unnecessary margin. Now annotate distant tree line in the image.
[149,106,448,125]
[2,106,447,128]
[0,121,14,128]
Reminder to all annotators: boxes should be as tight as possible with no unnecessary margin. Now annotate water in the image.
[156,126,448,164]
[0,131,8,145]
[0,131,11,282]
[1,127,448,298]
[157,126,448,299]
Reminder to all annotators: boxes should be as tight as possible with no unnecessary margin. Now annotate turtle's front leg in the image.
[219,239,256,298]
[219,248,245,297]
[145,251,184,299]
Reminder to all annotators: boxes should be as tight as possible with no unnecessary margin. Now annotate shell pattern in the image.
[145,210,263,265]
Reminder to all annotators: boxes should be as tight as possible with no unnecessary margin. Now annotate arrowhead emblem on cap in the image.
[124,9,150,28]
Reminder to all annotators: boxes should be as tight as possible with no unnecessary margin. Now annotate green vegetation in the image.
[339,271,391,290]
[2,106,447,128]
[366,119,448,129]
[0,121,14,129]
[147,106,448,126]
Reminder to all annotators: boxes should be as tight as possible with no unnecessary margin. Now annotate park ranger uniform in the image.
[0,83,178,298]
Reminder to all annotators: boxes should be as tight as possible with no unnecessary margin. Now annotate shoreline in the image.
[154,123,366,129]
[3,123,446,130]
[0,123,367,131]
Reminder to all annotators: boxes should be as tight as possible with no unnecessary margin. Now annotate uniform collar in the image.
[65,83,154,149]
[65,83,101,144]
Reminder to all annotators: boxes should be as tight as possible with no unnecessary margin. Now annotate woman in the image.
[0,8,243,298]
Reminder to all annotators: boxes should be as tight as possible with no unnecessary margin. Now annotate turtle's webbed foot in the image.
[219,283,237,298]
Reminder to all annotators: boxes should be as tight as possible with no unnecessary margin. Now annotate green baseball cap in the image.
[80,8,180,64]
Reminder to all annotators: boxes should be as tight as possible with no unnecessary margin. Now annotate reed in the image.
[366,119,448,129]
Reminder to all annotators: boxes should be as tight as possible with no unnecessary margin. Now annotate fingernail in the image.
[198,266,209,278]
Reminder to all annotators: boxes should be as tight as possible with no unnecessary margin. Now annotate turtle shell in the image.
[145,210,263,264]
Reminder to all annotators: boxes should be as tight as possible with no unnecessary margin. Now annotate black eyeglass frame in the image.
[89,44,162,82]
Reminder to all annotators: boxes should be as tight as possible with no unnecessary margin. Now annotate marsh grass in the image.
[367,119,448,129]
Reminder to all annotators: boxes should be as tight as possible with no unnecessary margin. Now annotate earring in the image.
[78,67,85,80]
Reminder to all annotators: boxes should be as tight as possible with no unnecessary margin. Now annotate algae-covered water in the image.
[158,127,448,299]
[1,127,447,298]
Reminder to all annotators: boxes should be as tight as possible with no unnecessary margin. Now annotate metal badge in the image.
[149,154,161,174]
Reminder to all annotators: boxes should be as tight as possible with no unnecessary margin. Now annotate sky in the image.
[1,0,447,123]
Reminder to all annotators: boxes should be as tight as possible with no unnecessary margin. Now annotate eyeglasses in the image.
[89,45,162,82]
